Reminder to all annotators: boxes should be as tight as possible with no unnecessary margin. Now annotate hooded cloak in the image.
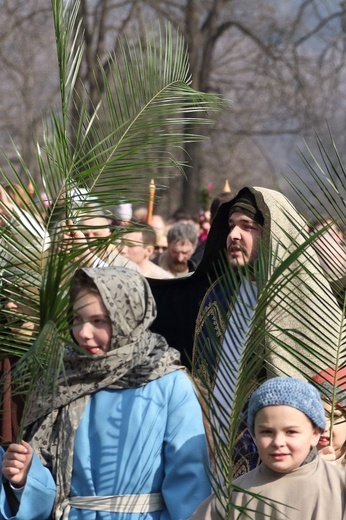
[149,187,343,380]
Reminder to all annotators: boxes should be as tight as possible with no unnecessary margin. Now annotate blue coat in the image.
[0,371,211,520]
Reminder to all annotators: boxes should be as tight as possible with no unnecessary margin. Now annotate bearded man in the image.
[149,187,341,380]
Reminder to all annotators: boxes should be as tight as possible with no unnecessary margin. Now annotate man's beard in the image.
[170,258,188,274]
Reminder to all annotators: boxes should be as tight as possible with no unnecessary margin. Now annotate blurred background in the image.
[1,0,346,218]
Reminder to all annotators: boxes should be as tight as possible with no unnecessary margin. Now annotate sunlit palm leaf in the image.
[52,0,85,117]
[0,0,224,439]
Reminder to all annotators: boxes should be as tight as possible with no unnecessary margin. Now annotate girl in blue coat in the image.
[1,266,211,519]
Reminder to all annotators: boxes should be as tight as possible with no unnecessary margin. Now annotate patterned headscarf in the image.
[25,267,183,518]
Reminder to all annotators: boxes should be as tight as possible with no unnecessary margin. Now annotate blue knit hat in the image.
[247,377,326,435]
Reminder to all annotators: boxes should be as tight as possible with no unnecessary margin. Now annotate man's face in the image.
[167,239,195,274]
[152,235,168,258]
[120,231,152,266]
[80,216,111,254]
[226,211,262,267]
[313,221,346,278]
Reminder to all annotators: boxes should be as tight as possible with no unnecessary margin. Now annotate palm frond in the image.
[0,0,225,441]
[51,0,85,118]
[11,320,64,442]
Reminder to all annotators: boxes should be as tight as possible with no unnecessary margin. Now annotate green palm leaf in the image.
[0,0,224,440]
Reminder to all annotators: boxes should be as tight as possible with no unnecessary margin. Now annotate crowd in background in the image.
[1,182,346,519]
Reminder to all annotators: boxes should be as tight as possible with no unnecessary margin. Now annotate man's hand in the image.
[0,185,15,222]
[61,219,87,253]
[2,441,33,487]
[59,219,95,267]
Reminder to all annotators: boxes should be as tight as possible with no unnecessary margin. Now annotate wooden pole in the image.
[223,180,231,193]
[147,179,155,224]
[27,181,35,198]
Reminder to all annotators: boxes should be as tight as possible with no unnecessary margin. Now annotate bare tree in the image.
[142,0,346,214]
[1,0,346,215]
[0,1,58,180]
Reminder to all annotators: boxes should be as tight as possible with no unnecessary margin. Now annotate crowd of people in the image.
[0,181,345,519]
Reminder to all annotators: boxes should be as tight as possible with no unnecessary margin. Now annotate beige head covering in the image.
[194,186,343,379]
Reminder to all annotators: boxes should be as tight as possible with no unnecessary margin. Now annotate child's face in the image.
[72,289,112,355]
[318,400,346,460]
[254,405,321,473]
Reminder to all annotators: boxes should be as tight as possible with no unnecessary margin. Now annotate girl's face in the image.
[318,400,346,460]
[72,289,112,355]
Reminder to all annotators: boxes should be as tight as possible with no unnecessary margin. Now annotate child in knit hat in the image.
[190,377,346,520]
[313,367,346,467]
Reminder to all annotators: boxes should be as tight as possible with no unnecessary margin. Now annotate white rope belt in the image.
[61,492,165,518]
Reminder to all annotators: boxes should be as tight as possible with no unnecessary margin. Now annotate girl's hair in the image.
[69,270,99,303]
[313,367,346,466]
[4,183,33,209]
